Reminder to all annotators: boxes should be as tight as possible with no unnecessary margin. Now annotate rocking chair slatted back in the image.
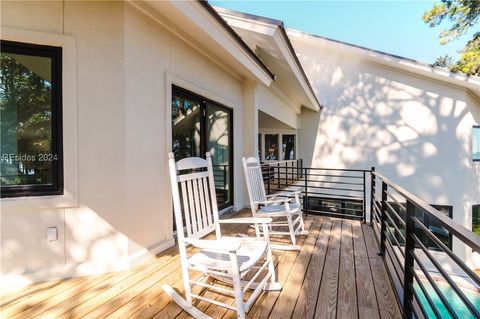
[169,153,221,241]
[243,157,267,206]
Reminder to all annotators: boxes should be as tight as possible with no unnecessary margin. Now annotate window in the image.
[264,134,279,160]
[171,86,233,209]
[473,125,480,162]
[282,134,295,160]
[414,205,452,251]
[0,41,63,197]
[473,205,480,236]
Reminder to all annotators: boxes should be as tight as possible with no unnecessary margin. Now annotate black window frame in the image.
[473,125,480,162]
[0,40,63,198]
[171,85,234,210]
[473,204,480,236]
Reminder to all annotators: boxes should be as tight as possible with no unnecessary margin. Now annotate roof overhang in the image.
[130,0,274,86]
[288,29,480,100]
[215,7,322,112]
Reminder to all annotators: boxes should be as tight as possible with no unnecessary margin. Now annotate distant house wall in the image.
[0,1,254,288]
[292,37,480,266]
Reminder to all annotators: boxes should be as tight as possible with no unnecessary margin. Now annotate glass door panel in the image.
[171,92,202,160]
[207,102,232,208]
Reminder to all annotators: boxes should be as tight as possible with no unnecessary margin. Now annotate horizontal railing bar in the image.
[301,173,364,179]
[302,167,371,172]
[374,171,480,252]
[302,199,363,211]
[384,213,406,247]
[305,204,365,213]
[303,192,364,200]
[384,240,405,288]
[301,185,364,192]
[411,251,459,319]
[304,180,365,186]
[385,202,407,227]
[412,234,480,317]
[385,193,407,214]
[406,280,430,319]
[305,209,364,219]
[411,269,442,319]
[385,226,406,264]
[412,217,480,287]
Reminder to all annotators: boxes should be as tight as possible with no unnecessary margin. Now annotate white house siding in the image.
[291,36,480,266]
[0,1,250,288]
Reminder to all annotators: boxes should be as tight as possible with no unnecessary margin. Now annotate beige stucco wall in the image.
[292,37,480,265]
[1,1,250,288]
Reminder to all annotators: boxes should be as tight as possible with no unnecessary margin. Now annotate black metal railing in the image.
[371,170,480,319]
[260,160,369,221]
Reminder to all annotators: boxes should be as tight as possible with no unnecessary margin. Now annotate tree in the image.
[424,0,480,76]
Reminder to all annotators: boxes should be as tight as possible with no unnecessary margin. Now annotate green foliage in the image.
[424,0,480,76]
[432,54,455,68]
[0,54,53,185]
[452,32,480,75]
[423,0,480,44]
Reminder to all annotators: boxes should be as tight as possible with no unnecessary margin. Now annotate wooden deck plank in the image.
[352,222,380,319]
[244,217,315,319]
[336,220,358,319]
[112,222,249,319]
[267,219,323,319]
[1,213,404,319]
[315,219,342,319]
[291,219,332,319]
[362,223,402,319]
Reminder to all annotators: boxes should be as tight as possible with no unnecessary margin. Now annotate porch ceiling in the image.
[259,110,295,130]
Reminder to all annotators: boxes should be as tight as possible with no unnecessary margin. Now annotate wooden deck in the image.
[1,212,402,319]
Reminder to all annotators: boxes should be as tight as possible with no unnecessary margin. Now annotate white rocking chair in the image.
[163,152,281,319]
[242,157,308,251]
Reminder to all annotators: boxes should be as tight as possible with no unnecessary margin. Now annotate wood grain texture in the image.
[336,220,358,319]
[291,219,331,319]
[315,219,342,319]
[1,212,404,319]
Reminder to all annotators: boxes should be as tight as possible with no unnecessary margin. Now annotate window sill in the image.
[0,192,78,212]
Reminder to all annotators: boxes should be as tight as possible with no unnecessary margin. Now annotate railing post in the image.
[303,167,308,216]
[286,162,289,186]
[362,171,366,223]
[380,181,388,256]
[370,167,376,224]
[403,200,416,319]
[277,163,281,190]
[267,165,271,195]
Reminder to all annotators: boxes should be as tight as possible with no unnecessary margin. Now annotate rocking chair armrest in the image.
[219,217,273,225]
[183,238,241,252]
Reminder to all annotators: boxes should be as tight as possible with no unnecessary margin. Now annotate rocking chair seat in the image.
[259,202,301,214]
[188,237,268,274]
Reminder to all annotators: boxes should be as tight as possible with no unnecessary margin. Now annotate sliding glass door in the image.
[171,86,233,209]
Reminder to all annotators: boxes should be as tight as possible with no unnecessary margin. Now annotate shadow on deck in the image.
[0,210,401,319]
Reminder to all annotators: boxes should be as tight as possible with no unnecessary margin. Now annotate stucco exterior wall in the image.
[292,37,480,265]
[1,1,247,288]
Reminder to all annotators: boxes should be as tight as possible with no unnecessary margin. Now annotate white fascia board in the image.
[168,1,273,86]
[217,10,320,111]
[272,31,321,111]
[288,28,480,98]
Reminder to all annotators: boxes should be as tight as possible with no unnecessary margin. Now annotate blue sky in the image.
[210,0,477,64]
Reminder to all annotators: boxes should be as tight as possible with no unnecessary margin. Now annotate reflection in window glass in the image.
[258,134,262,159]
[414,205,452,250]
[171,92,202,160]
[264,134,279,160]
[282,135,295,160]
[0,41,62,197]
[473,126,480,161]
[207,102,231,206]
[473,205,480,236]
